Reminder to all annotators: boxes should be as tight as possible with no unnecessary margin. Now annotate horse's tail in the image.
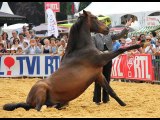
[3,102,33,111]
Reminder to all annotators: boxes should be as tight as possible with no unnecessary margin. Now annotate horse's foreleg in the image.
[100,44,142,65]
[96,74,126,106]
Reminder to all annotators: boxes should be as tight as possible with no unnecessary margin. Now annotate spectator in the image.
[18,33,25,49]
[50,37,58,55]
[137,34,145,43]
[22,25,28,37]
[57,39,67,56]
[1,31,11,49]
[143,35,156,64]
[129,36,143,54]
[15,46,24,55]
[11,38,21,51]
[0,43,7,54]
[29,30,37,39]
[22,41,29,54]
[25,39,42,54]
[42,38,51,54]
[112,39,121,51]
[24,30,31,44]
[155,37,160,55]
[10,30,19,45]
[0,35,6,48]
[150,31,157,45]
[10,47,16,55]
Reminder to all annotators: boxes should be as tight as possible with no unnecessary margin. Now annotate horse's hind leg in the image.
[96,74,126,106]
[27,84,47,111]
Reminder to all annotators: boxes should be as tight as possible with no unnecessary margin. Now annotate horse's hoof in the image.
[120,103,126,106]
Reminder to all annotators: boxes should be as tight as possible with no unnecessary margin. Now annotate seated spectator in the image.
[0,43,7,54]
[25,39,42,54]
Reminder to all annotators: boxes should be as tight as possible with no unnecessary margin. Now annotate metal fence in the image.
[153,56,160,83]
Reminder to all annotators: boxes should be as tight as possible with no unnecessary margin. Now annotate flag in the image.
[46,8,59,37]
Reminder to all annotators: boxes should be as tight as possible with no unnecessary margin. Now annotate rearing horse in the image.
[3,10,144,111]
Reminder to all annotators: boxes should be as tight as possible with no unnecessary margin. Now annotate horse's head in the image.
[79,10,109,35]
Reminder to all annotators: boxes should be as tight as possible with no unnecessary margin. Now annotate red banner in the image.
[111,54,155,81]
[44,2,60,12]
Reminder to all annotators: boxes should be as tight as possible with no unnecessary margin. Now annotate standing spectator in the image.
[50,37,58,55]
[0,35,6,48]
[57,39,67,56]
[25,39,42,54]
[15,46,24,55]
[29,30,37,39]
[143,35,156,65]
[18,33,25,49]
[11,38,21,51]
[155,37,160,55]
[24,30,31,45]
[150,31,157,45]
[10,30,19,45]
[22,25,28,37]
[0,43,7,54]
[112,39,121,51]
[92,18,132,105]
[22,41,29,54]
[129,36,143,54]
[1,32,11,49]
[137,34,146,43]
[42,38,51,54]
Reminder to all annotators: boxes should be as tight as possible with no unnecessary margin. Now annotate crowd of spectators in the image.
[0,25,68,56]
[115,31,160,57]
[0,25,160,59]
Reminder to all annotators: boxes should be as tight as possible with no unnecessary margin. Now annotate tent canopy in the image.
[75,2,160,16]
[58,16,111,28]
[129,25,160,36]
[0,11,27,26]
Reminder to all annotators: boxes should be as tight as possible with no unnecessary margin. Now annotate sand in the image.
[0,78,160,118]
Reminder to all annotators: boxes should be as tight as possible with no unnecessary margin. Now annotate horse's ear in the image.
[83,10,88,17]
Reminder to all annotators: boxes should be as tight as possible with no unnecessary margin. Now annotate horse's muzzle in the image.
[103,28,109,35]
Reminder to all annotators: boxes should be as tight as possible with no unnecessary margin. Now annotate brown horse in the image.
[3,10,144,111]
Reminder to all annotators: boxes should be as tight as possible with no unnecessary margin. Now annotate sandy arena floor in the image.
[0,78,160,118]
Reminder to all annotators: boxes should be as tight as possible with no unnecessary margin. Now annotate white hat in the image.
[126,38,132,44]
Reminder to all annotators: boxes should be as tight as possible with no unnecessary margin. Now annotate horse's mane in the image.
[64,16,84,54]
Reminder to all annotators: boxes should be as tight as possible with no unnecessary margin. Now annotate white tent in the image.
[75,2,160,16]
[2,23,28,38]
[0,2,14,14]
[75,2,160,28]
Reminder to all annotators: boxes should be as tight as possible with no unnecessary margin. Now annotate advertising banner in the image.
[0,55,60,77]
